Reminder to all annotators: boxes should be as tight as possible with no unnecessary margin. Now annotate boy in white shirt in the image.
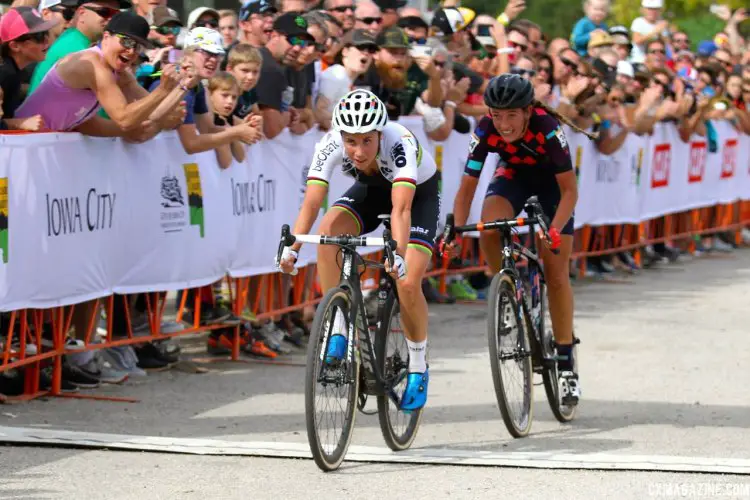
[629,0,670,63]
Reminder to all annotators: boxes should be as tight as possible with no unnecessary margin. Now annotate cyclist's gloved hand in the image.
[278,247,298,274]
[386,253,407,280]
[548,227,562,250]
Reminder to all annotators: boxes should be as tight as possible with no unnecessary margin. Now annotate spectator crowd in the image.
[0,0,749,394]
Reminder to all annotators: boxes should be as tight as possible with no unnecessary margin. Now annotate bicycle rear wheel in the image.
[376,291,423,451]
[305,287,360,472]
[487,273,533,438]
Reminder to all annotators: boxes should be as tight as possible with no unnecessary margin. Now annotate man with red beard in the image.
[371,26,442,119]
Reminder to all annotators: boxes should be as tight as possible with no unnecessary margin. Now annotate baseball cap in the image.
[185,26,225,54]
[0,7,59,42]
[608,25,629,37]
[376,26,409,49]
[151,6,182,28]
[430,7,475,37]
[38,0,73,10]
[239,0,277,22]
[187,7,219,29]
[272,12,312,39]
[341,28,378,50]
[697,40,717,57]
[588,31,614,48]
[616,60,634,78]
[675,49,695,61]
[641,0,663,8]
[105,11,153,47]
[398,15,428,30]
[374,0,407,10]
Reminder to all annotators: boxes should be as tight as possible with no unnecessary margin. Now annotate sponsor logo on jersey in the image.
[390,142,407,168]
[554,126,568,149]
[312,138,340,171]
[468,134,479,153]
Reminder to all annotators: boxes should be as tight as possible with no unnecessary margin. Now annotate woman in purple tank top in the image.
[15,11,193,138]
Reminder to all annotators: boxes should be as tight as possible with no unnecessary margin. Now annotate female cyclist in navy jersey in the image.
[450,74,595,406]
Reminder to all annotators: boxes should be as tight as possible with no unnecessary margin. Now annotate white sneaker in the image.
[559,371,581,406]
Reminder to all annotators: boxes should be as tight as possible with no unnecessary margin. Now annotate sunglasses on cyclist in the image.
[153,25,181,36]
[330,4,353,12]
[84,5,119,19]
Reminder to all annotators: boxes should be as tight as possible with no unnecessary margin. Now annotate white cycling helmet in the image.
[332,89,388,134]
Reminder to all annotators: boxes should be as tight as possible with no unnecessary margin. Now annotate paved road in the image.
[1,251,750,499]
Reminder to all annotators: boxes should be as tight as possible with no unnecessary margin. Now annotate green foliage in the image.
[450,0,745,41]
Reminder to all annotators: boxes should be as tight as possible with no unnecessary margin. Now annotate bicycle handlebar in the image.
[439,200,561,256]
[275,224,398,275]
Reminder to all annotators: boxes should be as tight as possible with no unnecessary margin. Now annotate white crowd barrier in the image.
[0,117,748,311]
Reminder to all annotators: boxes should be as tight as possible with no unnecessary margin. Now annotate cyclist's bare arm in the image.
[291,184,327,252]
[453,175,479,227]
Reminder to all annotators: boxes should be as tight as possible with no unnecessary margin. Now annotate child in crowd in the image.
[225,43,262,120]
[570,0,610,56]
[207,72,247,164]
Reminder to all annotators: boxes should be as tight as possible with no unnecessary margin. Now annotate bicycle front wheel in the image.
[305,287,360,472]
[376,291,423,451]
[487,273,533,438]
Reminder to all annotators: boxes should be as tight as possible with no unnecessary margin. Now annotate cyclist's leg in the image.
[537,191,576,350]
[397,175,440,410]
[538,191,580,403]
[396,173,439,348]
[318,181,380,292]
[481,173,528,274]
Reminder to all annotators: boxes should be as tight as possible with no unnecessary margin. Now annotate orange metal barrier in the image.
[1,201,748,403]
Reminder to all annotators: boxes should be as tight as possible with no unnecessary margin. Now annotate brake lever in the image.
[536,215,560,255]
[438,213,455,257]
[276,224,299,274]
[383,228,396,270]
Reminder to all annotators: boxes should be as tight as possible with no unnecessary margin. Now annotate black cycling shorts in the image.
[332,173,440,255]
[485,172,575,235]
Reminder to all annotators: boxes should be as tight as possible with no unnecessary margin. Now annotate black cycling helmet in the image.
[484,73,535,109]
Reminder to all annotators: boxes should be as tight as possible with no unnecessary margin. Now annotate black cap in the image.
[397,15,428,30]
[272,12,312,39]
[239,0,277,22]
[376,26,409,49]
[430,7,469,36]
[341,28,378,49]
[608,25,630,38]
[373,0,407,10]
[105,11,152,47]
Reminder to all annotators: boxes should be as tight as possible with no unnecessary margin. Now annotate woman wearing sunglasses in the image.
[16,12,190,138]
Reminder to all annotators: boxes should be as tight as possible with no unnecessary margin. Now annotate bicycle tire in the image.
[305,287,360,472]
[487,273,533,438]
[376,290,423,451]
[539,282,578,423]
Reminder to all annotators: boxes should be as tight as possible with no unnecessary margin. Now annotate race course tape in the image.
[1,425,749,475]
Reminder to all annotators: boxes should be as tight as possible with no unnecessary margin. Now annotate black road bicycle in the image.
[441,196,579,438]
[275,215,423,472]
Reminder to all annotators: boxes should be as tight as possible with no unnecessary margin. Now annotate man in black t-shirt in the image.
[255,12,314,138]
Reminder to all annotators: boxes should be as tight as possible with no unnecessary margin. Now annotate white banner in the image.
[0,120,748,311]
